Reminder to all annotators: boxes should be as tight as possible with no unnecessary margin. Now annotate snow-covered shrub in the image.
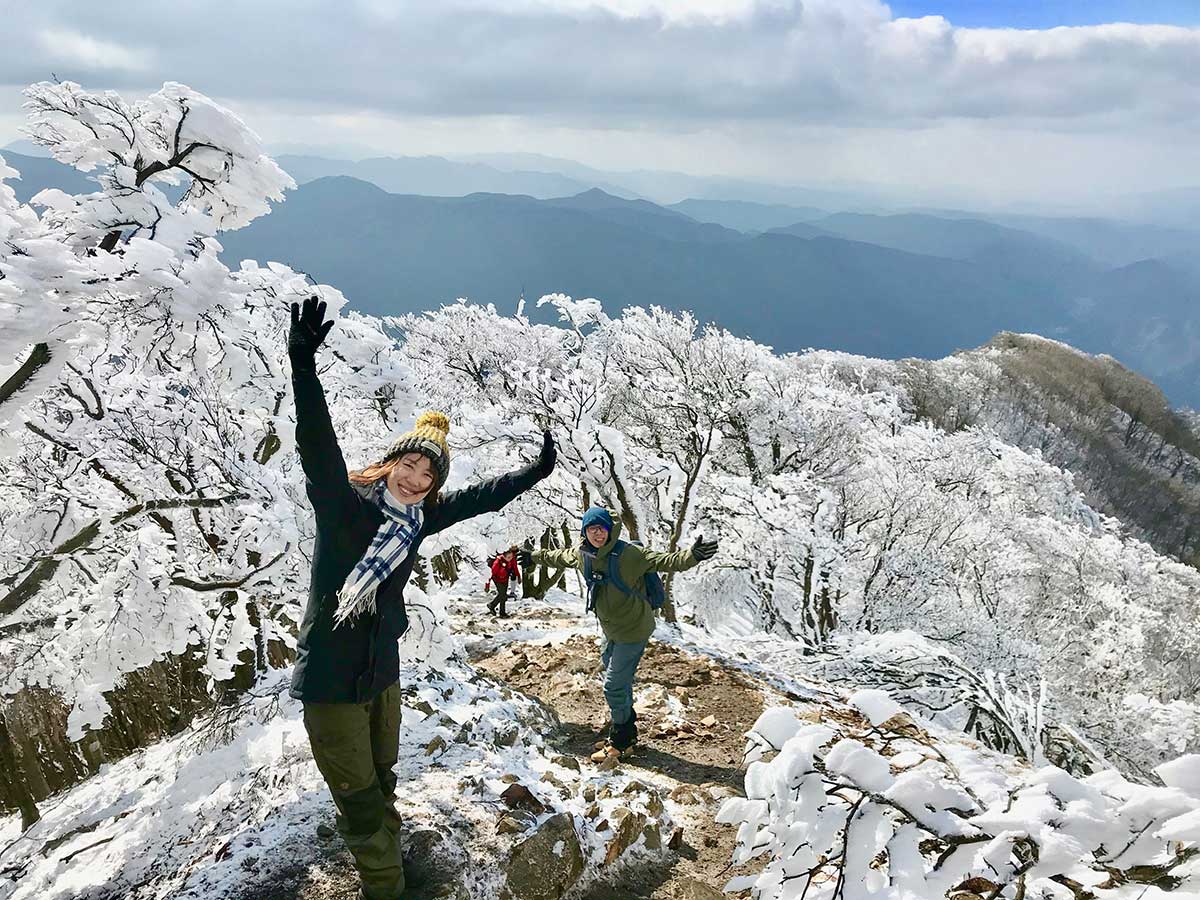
[719,704,1200,899]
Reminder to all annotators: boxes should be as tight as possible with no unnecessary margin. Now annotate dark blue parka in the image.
[289,365,548,703]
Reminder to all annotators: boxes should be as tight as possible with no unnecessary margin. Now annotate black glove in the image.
[288,296,334,370]
[518,548,534,569]
[691,535,718,562]
[536,429,557,476]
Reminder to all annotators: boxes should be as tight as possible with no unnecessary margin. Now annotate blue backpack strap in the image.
[582,549,597,613]
[605,541,642,599]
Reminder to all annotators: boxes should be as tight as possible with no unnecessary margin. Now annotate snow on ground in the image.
[0,597,675,900]
[2,587,1197,899]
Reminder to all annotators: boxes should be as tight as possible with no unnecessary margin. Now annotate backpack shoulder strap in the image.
[605,541,641,599]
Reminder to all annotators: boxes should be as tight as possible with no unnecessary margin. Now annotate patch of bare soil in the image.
[243,824,461,900]
[475,632,764,900]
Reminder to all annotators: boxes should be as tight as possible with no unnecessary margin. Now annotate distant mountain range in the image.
[3,144,1197,406]
[275,151,904,210]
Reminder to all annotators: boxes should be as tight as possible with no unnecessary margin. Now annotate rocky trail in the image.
[0,591,807,900]
[471,627,765,899]
[284,593,773,900]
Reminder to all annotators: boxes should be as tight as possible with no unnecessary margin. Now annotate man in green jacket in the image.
[522,507,718,759]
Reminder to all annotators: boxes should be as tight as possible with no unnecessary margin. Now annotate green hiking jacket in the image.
[532,522,698,643]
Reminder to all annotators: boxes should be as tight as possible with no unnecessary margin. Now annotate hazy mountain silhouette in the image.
[908,208,1200,268]
[276,154,625,200]
[783,213,1100,286]
[216,177,1071,363]
[1063,258,1200,406]
[668,198,829,233]
[0,150,96,203]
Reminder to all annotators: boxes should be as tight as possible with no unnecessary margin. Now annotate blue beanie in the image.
[581,507,614,536]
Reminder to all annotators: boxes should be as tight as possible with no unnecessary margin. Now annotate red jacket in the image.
[489,555,520,586]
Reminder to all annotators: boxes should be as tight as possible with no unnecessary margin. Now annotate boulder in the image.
[501,813,585,900]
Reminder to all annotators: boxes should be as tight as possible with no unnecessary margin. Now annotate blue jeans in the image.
[601,639,648,726]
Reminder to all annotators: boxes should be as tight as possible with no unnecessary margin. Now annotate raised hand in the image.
[691,535,718,562]
[536,429,557,476]
[288,295,335,370]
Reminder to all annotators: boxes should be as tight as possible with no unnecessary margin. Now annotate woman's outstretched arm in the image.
[425,431,557,535]
[289,296,359,523]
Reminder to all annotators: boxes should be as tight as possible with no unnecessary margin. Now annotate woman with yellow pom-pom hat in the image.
[287,296,556,900]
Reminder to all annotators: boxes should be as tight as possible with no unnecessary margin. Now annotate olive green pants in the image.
[304,683,405,900]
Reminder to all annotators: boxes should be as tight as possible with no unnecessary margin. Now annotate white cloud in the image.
[0,1,1197,202]
[36,29,152,72]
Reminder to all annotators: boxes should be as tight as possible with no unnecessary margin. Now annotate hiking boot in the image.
[590,743,620,763]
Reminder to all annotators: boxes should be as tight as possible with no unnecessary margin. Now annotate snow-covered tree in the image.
[0,82,410,749]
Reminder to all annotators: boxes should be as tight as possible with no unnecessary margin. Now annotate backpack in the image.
[582,540,667,613]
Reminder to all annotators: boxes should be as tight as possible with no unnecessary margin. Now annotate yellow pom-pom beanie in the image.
[382,411,452,487]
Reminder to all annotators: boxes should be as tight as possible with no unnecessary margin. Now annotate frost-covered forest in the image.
[2,81,1199,899]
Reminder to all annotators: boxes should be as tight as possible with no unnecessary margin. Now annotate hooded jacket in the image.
[531,520,697,643]
[489,555,520,586]
[290,365,549,703]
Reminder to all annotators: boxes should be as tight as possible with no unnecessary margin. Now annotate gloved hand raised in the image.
[536,430,557,476]
[518,548,534,569]
[288,296,334,370]
[691,535,718,562]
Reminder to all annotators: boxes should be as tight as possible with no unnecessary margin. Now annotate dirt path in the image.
[261,598,766,900]
[471,614,765,900]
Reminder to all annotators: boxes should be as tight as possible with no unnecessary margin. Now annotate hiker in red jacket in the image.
[486,546,521,618]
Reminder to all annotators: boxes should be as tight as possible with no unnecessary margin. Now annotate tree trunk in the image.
[0,342,51,409]
[0,713,41,829]
[522,525,569,601]
[431,547,460,585]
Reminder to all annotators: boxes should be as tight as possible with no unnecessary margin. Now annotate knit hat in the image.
[382,411,452,488]
[580,506,614,536]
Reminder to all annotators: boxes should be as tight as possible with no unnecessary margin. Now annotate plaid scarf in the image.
[333,482,424,628]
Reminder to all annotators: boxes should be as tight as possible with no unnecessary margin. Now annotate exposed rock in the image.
[669,785,704,805]
[596,753,621,772]
[551,754,581,772]
[646,792,664,817]
[494,724,520,747]
[668,828,684,851]
[643,822,662,851]
[603,809,646,865]
[673,876,725,899]
[425,736,447,756]
[501,782,547,815]
[705,784,740,801]
[501,813,585,900]
[403,828,467,896]
[582,784,596,802]
[497,812,535,835]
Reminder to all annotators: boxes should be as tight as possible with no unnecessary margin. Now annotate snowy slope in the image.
[5,590,1196,900]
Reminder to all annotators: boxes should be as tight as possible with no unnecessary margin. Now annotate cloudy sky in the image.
[2,0,1198,208]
